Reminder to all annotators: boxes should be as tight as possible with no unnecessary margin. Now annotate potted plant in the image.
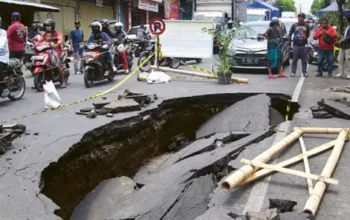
[202,27,236,84]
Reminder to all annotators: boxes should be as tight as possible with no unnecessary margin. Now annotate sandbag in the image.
[43,81,63,109]
[147,71,171,84]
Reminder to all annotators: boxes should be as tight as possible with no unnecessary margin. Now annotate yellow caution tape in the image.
[180,61,217,76]
[285,100,291,121]
[1,52,155,124]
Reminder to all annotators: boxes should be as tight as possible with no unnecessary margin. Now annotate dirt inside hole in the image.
[39,93,298,220]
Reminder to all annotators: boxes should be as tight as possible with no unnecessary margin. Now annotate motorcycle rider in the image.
[86,21,117,75]
[0,16,10,97]
[28,21,42,40]
[7,12,26,59]
[136,24,148,40]
[101,19,115,39]
[114,22,129,73]
[34,18,67,88]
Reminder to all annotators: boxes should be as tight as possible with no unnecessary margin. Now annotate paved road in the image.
[1,55,349,220]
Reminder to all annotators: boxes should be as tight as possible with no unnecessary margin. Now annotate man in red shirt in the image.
[313,18,337,77]
[7,12,26,59]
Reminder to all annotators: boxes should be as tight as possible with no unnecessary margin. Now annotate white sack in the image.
[146,71,171,84]
[43,81,63,109]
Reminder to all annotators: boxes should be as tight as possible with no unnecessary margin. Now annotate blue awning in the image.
[318,1,350,17]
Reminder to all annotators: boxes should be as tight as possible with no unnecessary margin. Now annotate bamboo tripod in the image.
[221,127,349,216]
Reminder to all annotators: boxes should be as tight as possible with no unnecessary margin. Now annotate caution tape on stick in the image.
[1,52,155,124]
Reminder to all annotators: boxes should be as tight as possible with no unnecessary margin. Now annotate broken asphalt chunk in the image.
[279,212,313,220]
[80,107,92,113]
[269,199,297,213]
[102,99,141,114]
[321,99,350,119]
[246,208,279,220]
[92,102,110,109]
[86,112,97,119]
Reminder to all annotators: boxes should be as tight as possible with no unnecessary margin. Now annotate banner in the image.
[164,0,180,19]
[138,0,159,12]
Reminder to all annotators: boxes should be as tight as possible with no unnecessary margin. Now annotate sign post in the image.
[149,18,166,67]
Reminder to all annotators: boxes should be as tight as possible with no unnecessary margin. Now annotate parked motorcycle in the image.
[31,40,70,92]
[307,40,318,64]
[24,39,35,71]
[137,42,180,72]
[113,39,134,74]
[1,58,26,100]
[82,43,116,88]
[180,58,203,64]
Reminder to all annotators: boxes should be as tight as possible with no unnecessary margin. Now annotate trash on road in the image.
[43,81,63,109]
[146,70,171,84]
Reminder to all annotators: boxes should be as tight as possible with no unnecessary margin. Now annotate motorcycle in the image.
[307,40,318,64]
[83,43,116,88]
[180,58,203,64]
[113,39,134,74]
[31,39,70,92]
[23,39,36,71]
[1,58,26,100]
[137,42,180,72]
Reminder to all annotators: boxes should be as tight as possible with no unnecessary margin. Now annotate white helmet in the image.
[115,22,123,32]
[91,21,102,33]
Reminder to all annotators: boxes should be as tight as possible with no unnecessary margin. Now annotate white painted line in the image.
[242,62,307,214]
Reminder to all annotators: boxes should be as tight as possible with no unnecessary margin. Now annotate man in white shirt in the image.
[335,16,350,79]
[0,16,10,97]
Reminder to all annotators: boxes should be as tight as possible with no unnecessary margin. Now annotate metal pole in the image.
[155,35,159,67]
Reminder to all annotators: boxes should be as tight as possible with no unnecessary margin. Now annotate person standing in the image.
[69,21,84,74]
[7,12,26,59]
[0,16,10,97]
[335,16,350,79]
[288,13,310,77]
[262,20,287,79]
[313,18,337,77]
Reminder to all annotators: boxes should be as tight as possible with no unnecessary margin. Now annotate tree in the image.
[310,0,324,15]
[274,0,297,12]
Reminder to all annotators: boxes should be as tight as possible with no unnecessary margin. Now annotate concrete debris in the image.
[102,99,141,114]
[196,94,270,139]
[71,176,136,220]
[331,86,350,94]
[86,112,97,119]
[334,97,350,107]
[79,107,92,113]
[92,101,111,109]
[246,208,279,220]
[106,113,113,118]
[313,98,350,120]
[95,108,109,115]
[269,199,297,213]
[279,212,313,220]
[0,124,26,155]
[227,212,247,220]
[118,89,157,107]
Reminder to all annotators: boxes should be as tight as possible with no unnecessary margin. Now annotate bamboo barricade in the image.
[299,137,313,195]
[240,159,339,185]
[304,129,349,215]
[240,140,336,186]
[221,128,304,191]
[298,127,344,134]
[150,66,249,84]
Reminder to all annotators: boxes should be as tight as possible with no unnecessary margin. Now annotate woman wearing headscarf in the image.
[262,19,287,79]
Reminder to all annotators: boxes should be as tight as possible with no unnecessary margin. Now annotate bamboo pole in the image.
[240,140,337,186]
[150,65,249,84]
[304,129,349,216]
[240,159,339,185]
[298,127,343,134]
[221,128,303,192]
[299,136,313,195]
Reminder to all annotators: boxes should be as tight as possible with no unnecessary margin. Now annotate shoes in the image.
[104,71,109,76]
[328,72,332,77]
[315,72,323,77]
[60,83,67,88]
[278,73,288,78]
[268,74,276,79]
[334,73,343,78]
[290,72,296,77]
[303,72,308,77]
[125,69,129,74]
[76,71,82,75]
[347,75,350,80]
[1,89,10,98]
[112,66,117,72]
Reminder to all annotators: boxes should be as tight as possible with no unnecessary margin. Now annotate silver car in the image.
[229,21,290,70]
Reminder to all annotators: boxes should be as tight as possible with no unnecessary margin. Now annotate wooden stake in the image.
[240,159,339,185]
[240,140,337,186]
[299,136,313,195]
[221,128,303,191]
[304,129,349,216]
[298,127,343,134]
[150,65,249,84]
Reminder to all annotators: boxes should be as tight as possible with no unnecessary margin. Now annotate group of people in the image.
[262,12,350,80]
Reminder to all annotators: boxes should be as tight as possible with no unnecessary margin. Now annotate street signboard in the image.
[149,18,166,35]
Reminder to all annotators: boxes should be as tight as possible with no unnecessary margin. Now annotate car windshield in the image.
[234,24,268,39]
[127,27,139,35]
[247,15,266,22]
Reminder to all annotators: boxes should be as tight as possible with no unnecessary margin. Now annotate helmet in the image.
[140,24,145,29]
[11,12,21,21]
[43,18,55,32]
[101,19,109,27]
[271,17,279,22]
[115,22,123,32]
[91,21,102,33]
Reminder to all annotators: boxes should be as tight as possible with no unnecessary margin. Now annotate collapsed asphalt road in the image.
[1,58,350,220]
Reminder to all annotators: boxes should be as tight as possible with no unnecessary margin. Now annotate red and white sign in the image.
[149,18,166,35]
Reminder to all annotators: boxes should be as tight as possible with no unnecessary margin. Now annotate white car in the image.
[126,25,156,41]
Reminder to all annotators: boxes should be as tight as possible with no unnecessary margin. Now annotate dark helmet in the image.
[91,21,102,34]
[227,19,233,29]
[11,12,21,21]
[101,19,109,27]
[140,24,145,29]
[43,18,55,32]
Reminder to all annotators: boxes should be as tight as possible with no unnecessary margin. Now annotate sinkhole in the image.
[39,93,299,220]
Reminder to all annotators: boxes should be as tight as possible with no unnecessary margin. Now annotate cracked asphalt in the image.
[1,56,350,220]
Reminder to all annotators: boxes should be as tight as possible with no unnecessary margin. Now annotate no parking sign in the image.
[149,18,166,35]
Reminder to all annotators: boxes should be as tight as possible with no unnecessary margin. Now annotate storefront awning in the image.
[0,0,60,12]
